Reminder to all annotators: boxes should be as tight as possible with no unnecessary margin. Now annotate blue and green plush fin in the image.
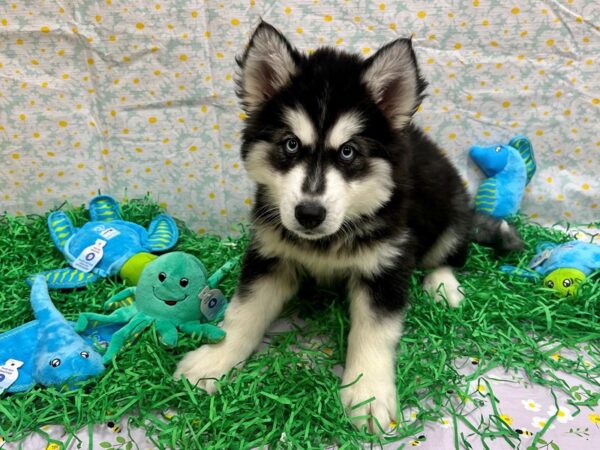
[474,178,498,214]
[207,257,240,289]
[104,287,137,310]
[145,215,179,251]
[509,135,536,184]
[499,265,542,280]
[48,211,75,251]
[27,267,99,289]
[88,195,122,222]
[534,241,558,253]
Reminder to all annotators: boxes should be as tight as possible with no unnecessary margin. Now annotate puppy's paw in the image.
[340,375,398,434]
[423,267,464,308]
[174,344,237,394]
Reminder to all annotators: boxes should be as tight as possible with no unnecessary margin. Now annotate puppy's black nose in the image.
[295,202,326,230]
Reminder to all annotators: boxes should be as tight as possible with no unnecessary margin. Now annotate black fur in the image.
[236,22,517,313]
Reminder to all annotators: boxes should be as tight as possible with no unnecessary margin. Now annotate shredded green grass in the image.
[0,199,598,449]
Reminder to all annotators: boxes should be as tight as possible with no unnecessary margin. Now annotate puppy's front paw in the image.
[174,344,237,394]
[340,374,398,434]
[423,267,464,308]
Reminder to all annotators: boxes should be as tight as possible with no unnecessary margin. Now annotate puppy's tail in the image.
[471,213,524,255]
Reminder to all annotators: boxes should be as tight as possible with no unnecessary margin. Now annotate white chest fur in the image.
[255,225,407,281]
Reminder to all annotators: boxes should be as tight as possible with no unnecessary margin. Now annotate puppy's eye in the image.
[179,278,189,287]
[158,272,166,282]
[339,144,356,162]
[284,137,300,154]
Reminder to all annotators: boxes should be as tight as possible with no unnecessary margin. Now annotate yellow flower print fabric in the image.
[1,1,598,234]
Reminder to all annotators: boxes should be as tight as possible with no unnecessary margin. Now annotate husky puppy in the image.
[176,21,521,433]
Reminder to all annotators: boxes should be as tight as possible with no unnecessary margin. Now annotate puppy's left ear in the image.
[236,21,300,113]
[362,39,427,130]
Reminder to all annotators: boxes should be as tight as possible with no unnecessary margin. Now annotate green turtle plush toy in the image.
[75,252,236,362]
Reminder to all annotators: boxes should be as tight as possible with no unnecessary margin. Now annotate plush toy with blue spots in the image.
[501,240,600,296]
[470,135,536,218]
[27,195,179,289]
[0,276,115,393]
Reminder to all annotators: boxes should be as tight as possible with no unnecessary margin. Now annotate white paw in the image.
[340,374,398,434]
[174,343,239,394]
[423,266,464,308]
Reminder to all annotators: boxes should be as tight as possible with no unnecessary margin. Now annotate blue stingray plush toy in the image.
[27,195,179,289]
[0,276,115,393]
[470,135,536,218]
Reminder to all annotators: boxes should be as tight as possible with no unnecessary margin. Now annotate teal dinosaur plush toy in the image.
[501,240,600,296]
[75,252,235,362]
[28,195,178,289]
[470,135,536,218]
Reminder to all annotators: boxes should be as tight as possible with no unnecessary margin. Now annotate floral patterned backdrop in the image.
[1,0,598,236]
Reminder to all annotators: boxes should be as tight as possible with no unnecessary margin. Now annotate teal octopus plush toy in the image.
[0,276,109,393]
[470,135,536,218]
[501,240,600,296]
[28,195,178,289]
[75,252,235,362]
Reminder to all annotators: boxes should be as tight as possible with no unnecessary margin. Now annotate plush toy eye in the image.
[284,137,300,154]
[179,278,189,287]
[158,272,166,282]
[339,144,356,162]
[50,358,61,368]
[495,146,502,152]
[208,297,217,308]
[546,280,554,288]
[80,351,90,359]
[562,279,572,288]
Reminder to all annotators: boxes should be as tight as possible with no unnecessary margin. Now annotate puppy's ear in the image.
[236,21,300,113]
[361,39,427,130]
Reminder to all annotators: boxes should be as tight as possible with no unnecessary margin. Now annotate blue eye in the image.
[339,144,356,162]
[284,137,300,154]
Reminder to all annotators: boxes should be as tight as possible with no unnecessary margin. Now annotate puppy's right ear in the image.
[236,21,300,113]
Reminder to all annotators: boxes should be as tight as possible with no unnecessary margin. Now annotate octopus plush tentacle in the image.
[104,287,137,310]
[75,305,138,332]
[102,315,153,363]
[156,321,179,347]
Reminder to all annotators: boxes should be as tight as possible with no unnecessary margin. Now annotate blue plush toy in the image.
[470,135,536,218]
[501,240,600,296]
[28,195,179,289]
[0,276,112,393]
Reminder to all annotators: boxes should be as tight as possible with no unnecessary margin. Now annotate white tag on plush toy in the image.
[72,239,106,272]
[0,359,24,394]
[99,227,121,240]
[198,287,227,321]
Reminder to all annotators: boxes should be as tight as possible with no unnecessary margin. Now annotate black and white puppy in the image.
[175,22,520,433]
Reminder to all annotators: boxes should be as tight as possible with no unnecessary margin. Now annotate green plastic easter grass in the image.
[0,198,598,449]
